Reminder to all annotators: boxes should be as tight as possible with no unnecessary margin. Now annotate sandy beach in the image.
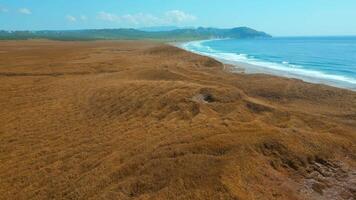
[0,40,355,200]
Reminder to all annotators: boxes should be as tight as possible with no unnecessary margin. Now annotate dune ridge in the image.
[0,40,355,200]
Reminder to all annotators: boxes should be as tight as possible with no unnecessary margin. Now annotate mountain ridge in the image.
[0,27,271,41]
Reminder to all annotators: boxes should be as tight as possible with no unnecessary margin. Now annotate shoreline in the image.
[173,40,356,91]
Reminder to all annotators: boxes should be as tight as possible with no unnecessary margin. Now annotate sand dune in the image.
[0,40,355,200]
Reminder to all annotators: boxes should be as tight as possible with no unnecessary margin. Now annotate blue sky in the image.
[1,0,356,36]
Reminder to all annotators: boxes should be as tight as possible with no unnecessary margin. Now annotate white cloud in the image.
[121,13,160,26]
[80,15,87,21]
[165,10,196,23]
[97,10,196,26]
[66,15,87,22]
[66,15,77,22]
[19,8,31,15]
[98,12,119,22]
[0,6,8,13]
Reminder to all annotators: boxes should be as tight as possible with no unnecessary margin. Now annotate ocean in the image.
[181,37,356,90]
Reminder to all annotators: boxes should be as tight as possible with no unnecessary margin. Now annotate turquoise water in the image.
[182,37,356,90]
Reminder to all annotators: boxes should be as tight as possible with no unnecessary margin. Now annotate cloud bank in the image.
[66,15,77,22]
[66,15,88,23]
[18,8,31,15]
[97,10,196,26]
[0,6,8,13]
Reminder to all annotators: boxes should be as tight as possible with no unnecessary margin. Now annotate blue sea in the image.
[181,37,356,90]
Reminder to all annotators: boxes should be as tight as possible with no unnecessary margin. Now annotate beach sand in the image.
[0,40,355,200]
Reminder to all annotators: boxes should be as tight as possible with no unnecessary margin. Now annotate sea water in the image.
[181,37,356,90]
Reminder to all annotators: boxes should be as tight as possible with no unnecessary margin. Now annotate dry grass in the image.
[0,40,355,200]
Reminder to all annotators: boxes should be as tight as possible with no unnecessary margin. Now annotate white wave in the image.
[180,40,356,89]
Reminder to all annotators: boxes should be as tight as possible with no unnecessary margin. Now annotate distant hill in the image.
[138,26,184,32]
[0,27,271,41]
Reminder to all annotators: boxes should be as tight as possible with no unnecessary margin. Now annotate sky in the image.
[1,0,356,36]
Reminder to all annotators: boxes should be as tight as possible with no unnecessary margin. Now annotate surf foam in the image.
[180,40,356,90]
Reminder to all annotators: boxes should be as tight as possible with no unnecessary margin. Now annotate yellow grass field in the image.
[0,40,355,200]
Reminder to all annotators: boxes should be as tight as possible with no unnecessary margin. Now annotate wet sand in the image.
[0,40,355,200]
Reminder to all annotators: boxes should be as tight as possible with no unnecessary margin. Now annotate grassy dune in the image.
[0,40,355,200]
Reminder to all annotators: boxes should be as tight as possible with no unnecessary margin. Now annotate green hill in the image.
[0,27,271,41]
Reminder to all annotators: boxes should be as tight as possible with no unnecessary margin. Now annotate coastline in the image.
[174,39,356,91]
